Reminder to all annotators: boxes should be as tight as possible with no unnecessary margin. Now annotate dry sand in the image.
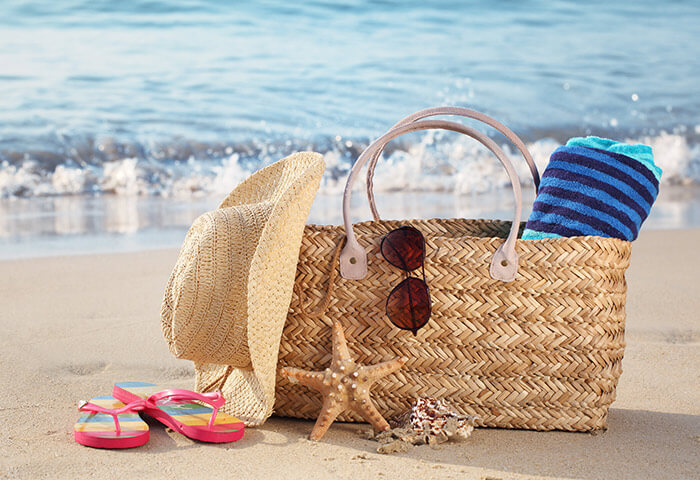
[1,228,698,480]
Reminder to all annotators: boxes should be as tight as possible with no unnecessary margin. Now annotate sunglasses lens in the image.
[386,277,431,335]
[381,226,425,271]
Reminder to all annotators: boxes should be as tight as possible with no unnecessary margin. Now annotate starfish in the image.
[280,321,407,441]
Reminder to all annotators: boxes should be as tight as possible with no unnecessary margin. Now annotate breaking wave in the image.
[1,130,698,199]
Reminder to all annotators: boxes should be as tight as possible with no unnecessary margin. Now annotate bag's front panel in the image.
[275,219,630,431]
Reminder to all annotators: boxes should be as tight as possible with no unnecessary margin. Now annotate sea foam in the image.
[1,132,697,200]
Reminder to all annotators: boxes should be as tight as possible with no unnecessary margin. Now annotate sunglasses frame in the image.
[380,225,432,335]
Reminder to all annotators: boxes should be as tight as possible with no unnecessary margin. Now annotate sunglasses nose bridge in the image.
[382,226,431,334]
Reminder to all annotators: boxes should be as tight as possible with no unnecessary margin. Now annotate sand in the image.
[0,228,698,480]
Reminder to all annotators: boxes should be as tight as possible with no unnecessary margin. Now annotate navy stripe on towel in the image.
[537,185,639,237]
[543,167,649,222]
[523,144,659,241]
[532,201,628,239]
[551,151,655,206]
[588,147,659,187]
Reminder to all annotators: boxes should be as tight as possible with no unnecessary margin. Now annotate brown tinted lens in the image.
[386,277,431,335]
[381,226,425,271]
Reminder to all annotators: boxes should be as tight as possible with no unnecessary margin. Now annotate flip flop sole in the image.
[74,430,149,449]
[74,395,149,449]
[113,382,244,443]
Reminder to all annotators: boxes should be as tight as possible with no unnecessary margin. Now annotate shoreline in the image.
[2,186,700,261]
[1,229,698,479]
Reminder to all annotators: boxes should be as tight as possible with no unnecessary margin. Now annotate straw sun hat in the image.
[161,152,325,426]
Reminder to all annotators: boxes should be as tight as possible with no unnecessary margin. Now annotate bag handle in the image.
[365,106,539,221]
[339,119,523,282]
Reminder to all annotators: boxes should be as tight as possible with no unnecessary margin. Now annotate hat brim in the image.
[195,152,325,426]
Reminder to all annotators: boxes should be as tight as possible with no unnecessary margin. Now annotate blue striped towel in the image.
[522,137,661,241]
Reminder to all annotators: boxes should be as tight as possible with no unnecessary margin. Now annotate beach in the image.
[1,0,699,478]
[1,227,697,480]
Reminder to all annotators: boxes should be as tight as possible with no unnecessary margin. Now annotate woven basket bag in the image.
[275,108,631,432]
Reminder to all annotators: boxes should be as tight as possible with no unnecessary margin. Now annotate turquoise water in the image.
[0,1,699,255]
[1,0,699,196]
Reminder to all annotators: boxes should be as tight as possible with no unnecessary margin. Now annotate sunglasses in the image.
[380,226,432,335]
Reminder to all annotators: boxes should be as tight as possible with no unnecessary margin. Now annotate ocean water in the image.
[1,0,699,255]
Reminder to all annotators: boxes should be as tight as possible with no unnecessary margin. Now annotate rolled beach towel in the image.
[522,136,661,241]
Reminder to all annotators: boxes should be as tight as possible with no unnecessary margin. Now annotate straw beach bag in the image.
[275,107,631,432]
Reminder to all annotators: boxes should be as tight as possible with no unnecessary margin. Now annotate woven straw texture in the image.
[162,152,325,426]
[275,217,631,432]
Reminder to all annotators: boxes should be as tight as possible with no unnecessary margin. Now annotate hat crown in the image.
[162,201,274,366]
[161,152,325,426]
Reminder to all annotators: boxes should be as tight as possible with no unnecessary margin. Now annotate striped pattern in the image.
[74,396,148,434]
[114,382,242,428]
[522,145,659,241]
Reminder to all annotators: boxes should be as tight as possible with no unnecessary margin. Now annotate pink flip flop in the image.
[74,395,148,449]
[112,382,244,443]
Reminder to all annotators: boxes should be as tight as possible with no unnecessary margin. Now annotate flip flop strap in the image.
[147,389,224,430]
[78,399,146,435]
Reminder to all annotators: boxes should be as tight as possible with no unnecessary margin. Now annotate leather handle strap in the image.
[365,106,539,221]
[339,119,523,282]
